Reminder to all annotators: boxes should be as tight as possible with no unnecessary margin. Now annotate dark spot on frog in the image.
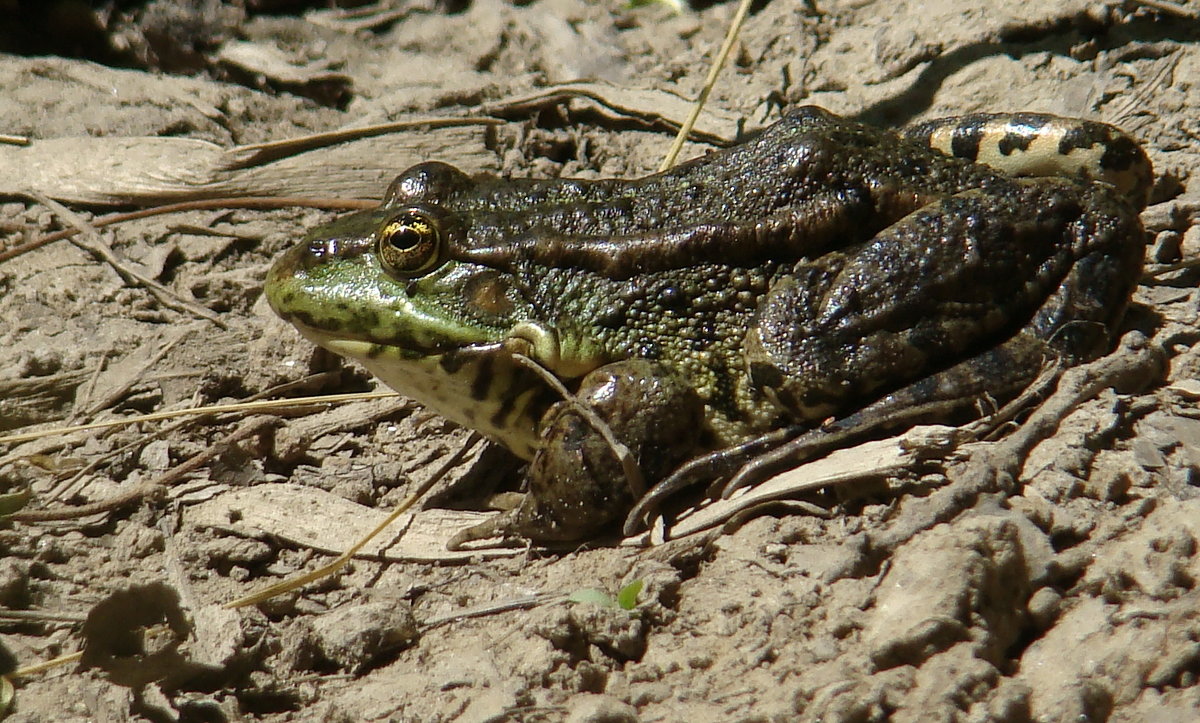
[463,272,514,318]
[596,304,625,328]
[489,364,559,434]
[286,309,320,331]
[1096,136,1144,173]
[997,131,1034,156]
[748,360,785,393]
[340,307,380,334]
[1053,125,1126,172]
[470,354,494,402]
[949,120,985,162]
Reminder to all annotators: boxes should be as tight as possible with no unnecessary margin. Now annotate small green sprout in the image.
[568,580,645,610]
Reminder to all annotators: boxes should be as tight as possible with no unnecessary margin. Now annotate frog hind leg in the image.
[627,163,1146,533]
[746,178,1142,425]
[720,330,1054,497]
[623,332,1052,534]
[726,179,1144,494]
[447,360,705,548]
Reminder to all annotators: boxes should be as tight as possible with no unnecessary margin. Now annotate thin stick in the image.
[0,610,86,623]
[0,391,398,446]
[658,0,754,171]
[421,592,563,629]
[1130,0,1198,17]
[10,651,83,679]
[224,432,485,608]
[0,196,376,265]
[28,192,229,328]
[9,417,280,523]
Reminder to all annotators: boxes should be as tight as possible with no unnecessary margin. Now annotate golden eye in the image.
[376,210,443,278]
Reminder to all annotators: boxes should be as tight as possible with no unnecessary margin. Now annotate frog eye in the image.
[375,210,444,278]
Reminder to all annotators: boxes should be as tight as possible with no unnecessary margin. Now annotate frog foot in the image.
[624,329,1075,537]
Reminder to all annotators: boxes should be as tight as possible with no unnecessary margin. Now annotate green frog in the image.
[265,106,1151,546]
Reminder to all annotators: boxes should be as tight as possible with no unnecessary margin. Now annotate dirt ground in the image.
[2,0,1200,720]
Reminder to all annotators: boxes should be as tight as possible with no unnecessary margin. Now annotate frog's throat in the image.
[294,326,561,460]
[503,321,606,379]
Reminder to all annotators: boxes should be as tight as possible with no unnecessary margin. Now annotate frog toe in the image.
[446,511,525,551]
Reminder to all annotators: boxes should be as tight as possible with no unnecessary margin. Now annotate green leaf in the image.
[0,490,31,518]
[616,580,644,610]
[567,588,616,608]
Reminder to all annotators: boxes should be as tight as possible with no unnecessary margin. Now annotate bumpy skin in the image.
[471,361,704,543]
[266,106,1151,544]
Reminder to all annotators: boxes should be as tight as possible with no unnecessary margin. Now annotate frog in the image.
[265,106,1152,547]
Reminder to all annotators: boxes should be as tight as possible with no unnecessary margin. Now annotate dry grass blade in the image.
[659,0,754,170]
[1106,52,1179,129]
[0,610,86,623]
[225,117,503,169]
[1143,256,1200,280]
[9,417,280,523]
[9,652,83,680]
[305,1,434,32]
[1131,0,1200,17]
[27,192,228,329]
[0,390,398,446]
[648,426,958,541]
[0,196,375,265]
[224,432,486,609]
[481,84,737,145]
[420,593,564,630]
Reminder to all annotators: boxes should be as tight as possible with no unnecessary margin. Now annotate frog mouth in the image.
[276,304,487,360]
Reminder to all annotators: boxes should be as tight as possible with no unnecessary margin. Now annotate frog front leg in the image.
[744,177,1144,467]
[448,360,704,548]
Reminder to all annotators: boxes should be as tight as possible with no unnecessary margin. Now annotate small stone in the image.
[308,600,418,673]
[200,536,274,568]
[1027,588,1062,630]
[1081,454,1132,502]
[0,559,30,608]
[138,440,172,471]
[565,694,638,723]
[1150,230,1182,263]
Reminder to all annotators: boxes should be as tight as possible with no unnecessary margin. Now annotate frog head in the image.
[265,163,609,459]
